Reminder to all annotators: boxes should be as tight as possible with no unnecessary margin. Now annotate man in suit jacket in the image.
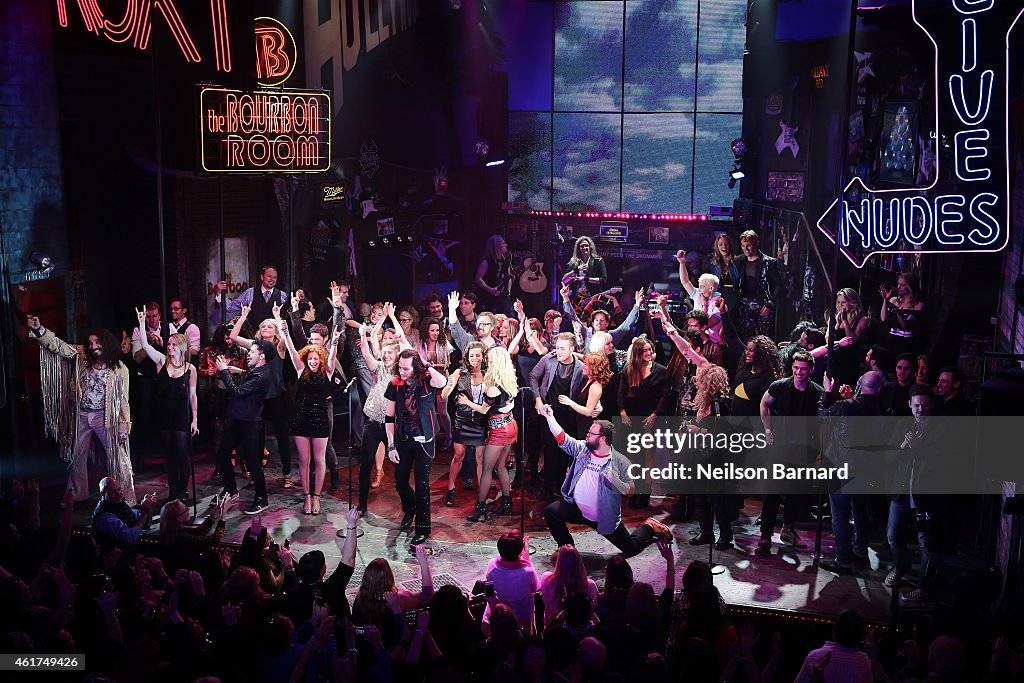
[210,265,289,328]
[530,332,587,500]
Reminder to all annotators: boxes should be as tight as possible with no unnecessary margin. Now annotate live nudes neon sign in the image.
[817,1,1023,267]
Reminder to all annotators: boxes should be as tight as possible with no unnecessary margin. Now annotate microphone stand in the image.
[337,375,363,539]
[518,386,535,555]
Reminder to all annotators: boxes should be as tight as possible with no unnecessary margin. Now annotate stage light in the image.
[485,159,505,167]
[731,169,745,180]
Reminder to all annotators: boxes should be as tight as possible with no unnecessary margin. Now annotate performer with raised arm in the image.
[229,302,293,488]
[538,404,672,558]
[676,250,727,346]
[278,318,340,515]
[27,314,136,504]
[560,284,643,353]
[448,290,501,352]
[355,325,404,514]
[134,306,198,504]
[384,349,449,547]
[561,236,607,301]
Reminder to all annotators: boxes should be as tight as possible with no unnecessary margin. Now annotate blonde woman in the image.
[137,307,197,503]
[825,288,870,387]
[230,303,293,485]
[464,346,519,521]
[280,320,340,515]
[539,544,597,628]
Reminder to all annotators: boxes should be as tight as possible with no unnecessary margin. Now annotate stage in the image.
[73,447,897,623]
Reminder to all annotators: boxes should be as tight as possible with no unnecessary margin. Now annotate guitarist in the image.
[560,284,644,352]
[475,235,515,317]
[560,236,607,302]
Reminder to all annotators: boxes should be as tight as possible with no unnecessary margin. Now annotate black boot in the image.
[466,500,489,522]
[499,496,514,516]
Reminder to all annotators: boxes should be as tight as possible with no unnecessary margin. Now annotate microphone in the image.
[343,376,359,392]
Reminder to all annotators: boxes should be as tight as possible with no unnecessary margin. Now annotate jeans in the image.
[828,491,869,566]
[394,439,434,536]
[358,420,388,509]
[543,498,654,558]
[218,420,266,502]
[886,498,914,574]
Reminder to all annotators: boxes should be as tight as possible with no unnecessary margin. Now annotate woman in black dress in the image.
[442,341,488,507]
[136,307,198,503]
[618,336,670,508]
[824,288,870,387]
[280,320,340,515]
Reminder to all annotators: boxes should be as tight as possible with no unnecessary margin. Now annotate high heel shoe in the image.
[312,494,321,515]
[303,493,312,515]
[371,468,384,489]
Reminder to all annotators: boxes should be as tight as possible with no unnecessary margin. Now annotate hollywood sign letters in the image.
[817,0,1022,267]
[199,88,331,173]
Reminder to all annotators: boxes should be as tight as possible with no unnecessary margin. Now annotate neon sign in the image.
[816,1,1023,267]
[255,16,297,87]
[56,0,228,69]
[199,88,331,173]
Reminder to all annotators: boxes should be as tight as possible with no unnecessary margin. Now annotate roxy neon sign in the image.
[199,88,331,173]
[817,0,1022,267]
[56,0,235,72]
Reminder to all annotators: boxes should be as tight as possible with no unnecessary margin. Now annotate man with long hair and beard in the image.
[384,349,448,547]
[27,314,137,504]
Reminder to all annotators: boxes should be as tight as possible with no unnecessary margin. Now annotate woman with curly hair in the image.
[825,288,871,387]
[279,319,339,515]
[442,341,488,507]
[731,335,781,417]
[559,352,613,436]
[465,346,519,521]
[688,364,735,549]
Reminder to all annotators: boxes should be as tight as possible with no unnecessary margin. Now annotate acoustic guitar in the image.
[518,222,548,294]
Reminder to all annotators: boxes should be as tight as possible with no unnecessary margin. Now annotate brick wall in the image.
[0,0,68,289]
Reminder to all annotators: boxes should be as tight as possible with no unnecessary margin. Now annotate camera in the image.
[483,581,495,597]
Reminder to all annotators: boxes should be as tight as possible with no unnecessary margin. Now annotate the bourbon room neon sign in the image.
[817,0,1022,267]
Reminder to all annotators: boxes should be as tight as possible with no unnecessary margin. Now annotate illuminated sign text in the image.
[199,88,331,173]
[255,16,297,86]
[816,1,1022,267]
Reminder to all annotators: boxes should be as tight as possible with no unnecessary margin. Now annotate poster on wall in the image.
[878,100,919,185]
[206,237,250,330]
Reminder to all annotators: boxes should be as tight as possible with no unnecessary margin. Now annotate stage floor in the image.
[75,449,897,623]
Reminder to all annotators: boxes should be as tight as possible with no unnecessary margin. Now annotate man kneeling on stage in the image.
[539,404,672,558]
